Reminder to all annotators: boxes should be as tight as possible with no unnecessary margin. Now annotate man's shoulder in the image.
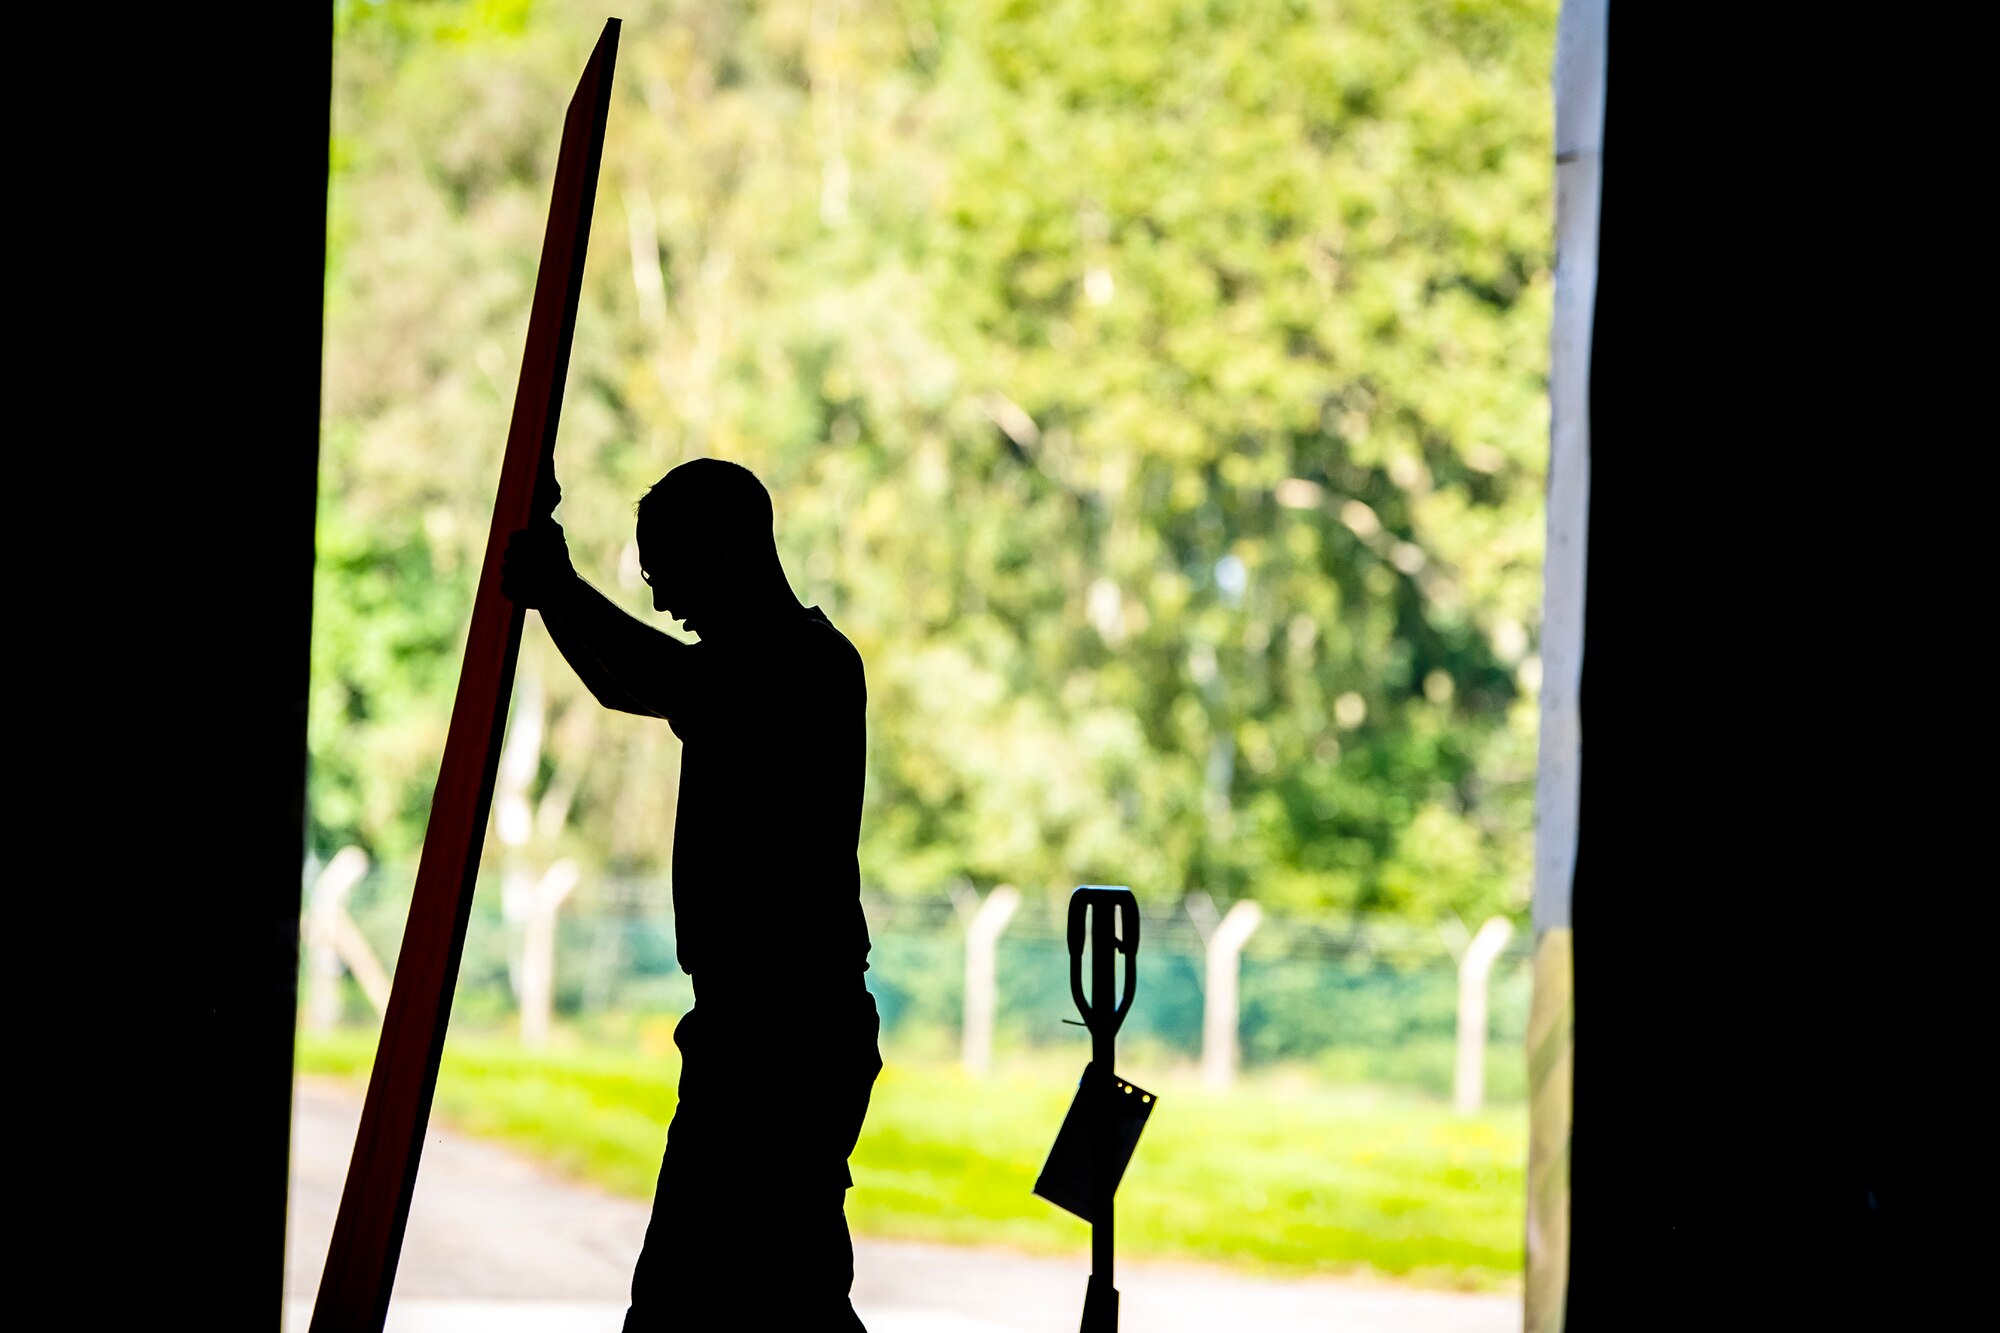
[800,613,865,694]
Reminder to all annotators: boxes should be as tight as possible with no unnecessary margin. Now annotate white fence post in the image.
[492,662,583,1049]
[1455,916,1515,1113]
[515,859,580,1050]
[306,847,371,1032]
[331,913,394,1019]
[961,885,1021,1076]
[1202,900,1263,1090]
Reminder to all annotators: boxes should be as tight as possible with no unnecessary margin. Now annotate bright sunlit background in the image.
[298,0,1556,1323]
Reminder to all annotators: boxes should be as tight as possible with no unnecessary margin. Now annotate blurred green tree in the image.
[315,0,1554,923]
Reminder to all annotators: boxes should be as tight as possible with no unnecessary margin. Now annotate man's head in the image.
[635,458,784,630]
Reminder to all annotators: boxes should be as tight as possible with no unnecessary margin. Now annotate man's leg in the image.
[630,1122,864,1328]
[626,1009,734,1330]
[756,1018,878,1328]
[808,989,882,1328]
[723,988,881,1327]
[625,1125,714,1327]
[628,993,881,1329]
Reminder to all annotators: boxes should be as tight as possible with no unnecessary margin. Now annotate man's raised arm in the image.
[503,519,689,720]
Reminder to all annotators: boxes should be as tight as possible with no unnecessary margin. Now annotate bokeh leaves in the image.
[316,0,1555,921]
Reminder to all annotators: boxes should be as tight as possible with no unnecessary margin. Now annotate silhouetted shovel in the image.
[1035,885,1156,1332]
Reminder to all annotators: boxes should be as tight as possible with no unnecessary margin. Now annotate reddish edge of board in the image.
[310,20,620,1333]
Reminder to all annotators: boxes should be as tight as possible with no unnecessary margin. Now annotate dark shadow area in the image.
[1565,10,1941,1329]
[57,8,334,1326]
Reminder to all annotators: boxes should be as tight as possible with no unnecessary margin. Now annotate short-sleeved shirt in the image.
[661,605,871,985]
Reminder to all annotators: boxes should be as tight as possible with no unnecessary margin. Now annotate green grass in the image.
[299,1029,1525,1290]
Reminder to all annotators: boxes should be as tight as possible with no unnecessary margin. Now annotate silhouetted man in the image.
[503,458,879,1331]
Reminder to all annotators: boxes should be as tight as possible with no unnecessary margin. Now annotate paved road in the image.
[285,1079,1517,1333]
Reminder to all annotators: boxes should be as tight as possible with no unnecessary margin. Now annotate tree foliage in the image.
[316,0,1555,921]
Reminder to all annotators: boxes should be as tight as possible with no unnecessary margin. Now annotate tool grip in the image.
[1067,886,1140,1035]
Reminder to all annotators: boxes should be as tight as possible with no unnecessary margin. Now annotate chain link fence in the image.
[319,863,1533,1102]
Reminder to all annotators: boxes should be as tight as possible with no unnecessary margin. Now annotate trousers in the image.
[624,982,882,1331]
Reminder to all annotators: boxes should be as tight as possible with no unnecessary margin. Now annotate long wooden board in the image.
[310,21,620,1331]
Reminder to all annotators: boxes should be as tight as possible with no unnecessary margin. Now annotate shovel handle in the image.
[1068,885,1139,1037]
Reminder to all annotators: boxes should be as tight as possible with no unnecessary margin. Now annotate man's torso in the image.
[664,606,870,981]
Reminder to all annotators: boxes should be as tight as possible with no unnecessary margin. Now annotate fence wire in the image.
[323,866,1533,1100]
